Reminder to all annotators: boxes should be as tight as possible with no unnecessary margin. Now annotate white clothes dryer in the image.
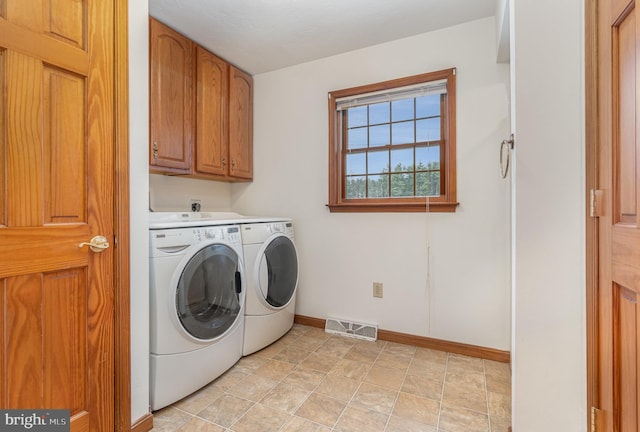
[241,221,298,356]
[149,213,246,410]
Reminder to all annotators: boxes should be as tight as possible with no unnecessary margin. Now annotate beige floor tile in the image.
[211,368,248,391]
[280,416,332,432]
[282,365,327,391]
[330,358,371,381]
[274,346,311,364]
[176,417,224,432]
[444,370,485,393]
[442,382,487,413]
[294,335,329,352]
[196,394,254,428]
[350,382,398,415]
[485,373,511,396]
[447,354,484,373]
[407,358,446,382]
[253,358,296,381]
[385,414,437,432]
[484,360,511,380]
[413,347,447,365]
[315,336,355,358]
[392,392,440,427]
[401,375,443,401]
[294,393,347,427]
[364,365,405,391]
[343,346,381,363]
[254,340,287,358]
[229,403,290,432]
[260,382,310,413]
[233,355,269,374]
[152,407,193,431]
[488,392,511,419]
[315,374,360,402]
[375,351,413,370]
[382,341,417,358]
[299,352,340,373]
[489,415,512,432]
[226,374,279,402]
[438,404,489,432]
[334,405,388,432]
[173,383,223,415]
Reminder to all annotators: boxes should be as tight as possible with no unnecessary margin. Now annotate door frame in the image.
[585,0,600,427]
[114,0,131,430]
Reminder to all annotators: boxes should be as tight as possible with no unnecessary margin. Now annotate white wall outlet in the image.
[373,282,383,298]
[189,198,202,212]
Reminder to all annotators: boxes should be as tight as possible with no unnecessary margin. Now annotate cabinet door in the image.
[150,19,193,172]
[229,66,253,180]
[195,47,229,177]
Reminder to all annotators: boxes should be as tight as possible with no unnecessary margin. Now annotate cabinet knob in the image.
[231,159,235,171]
[152,141,158,160]
[222,157,227,167]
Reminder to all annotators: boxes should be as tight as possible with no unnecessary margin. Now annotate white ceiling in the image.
[149,0,497,75]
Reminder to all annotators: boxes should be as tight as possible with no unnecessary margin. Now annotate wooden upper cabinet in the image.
[195,47,229,177]
[149,18,193,173]
[229,66,254,180]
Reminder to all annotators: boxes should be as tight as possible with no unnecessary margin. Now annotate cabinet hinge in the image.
[590,189,603,217]
[591,406,600,432]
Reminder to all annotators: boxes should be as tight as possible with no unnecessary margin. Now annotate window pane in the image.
[368,175,389,197]
[348,127,367,149]
[416,117,440,142]
[369,102,390,125]
[392,98,414,121]
[370,124,390,147]
[416,145,440,169]
[416,94,440,118]
[417,171,441,197]
[368,150,389,174]
[391,148,414,172]
[392,121,414,145]
[391,173,414,197]
[346,152,366,175]
[345,176,366,198]
[347,106,367,127]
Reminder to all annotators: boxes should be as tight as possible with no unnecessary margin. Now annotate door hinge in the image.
[590,189,604,217]
[591,406,600,432]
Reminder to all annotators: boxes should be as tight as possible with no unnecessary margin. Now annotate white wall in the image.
[149,174,232,211]
[129,0,150,423]
[511,0,586,430]
[232,17,512,350]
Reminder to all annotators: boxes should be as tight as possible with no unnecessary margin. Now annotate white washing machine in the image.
[241,221,299,356]
[149,212,247,410]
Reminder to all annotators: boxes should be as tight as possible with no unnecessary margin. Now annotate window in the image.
[328,68,458,212]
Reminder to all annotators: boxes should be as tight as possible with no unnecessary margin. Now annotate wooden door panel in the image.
[6,51,44,227]
[47,0,85,48]
[229,66,253,180]
[614,284,639,431]
[196,46,228,177]
[44,66,86,223]
[0,49,5,227]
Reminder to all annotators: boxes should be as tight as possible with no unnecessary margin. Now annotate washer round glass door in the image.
[176,243,242,340]
[257,235,298,308]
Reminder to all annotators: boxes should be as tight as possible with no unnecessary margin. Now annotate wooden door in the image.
[150,18,193,173]
[229,66,253,180]
[0,1,116,431]
[195,46,229,177]
[592,0,640,429]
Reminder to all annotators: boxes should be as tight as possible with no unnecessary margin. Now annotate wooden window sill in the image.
[326,201,459,213]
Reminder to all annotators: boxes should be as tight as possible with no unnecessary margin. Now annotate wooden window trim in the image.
[328,68,458,213]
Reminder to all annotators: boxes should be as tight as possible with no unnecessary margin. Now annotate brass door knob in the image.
[78,235,110,253]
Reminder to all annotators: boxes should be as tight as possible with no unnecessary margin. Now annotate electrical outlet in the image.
[190,198,201,212]
[373,282,383,298]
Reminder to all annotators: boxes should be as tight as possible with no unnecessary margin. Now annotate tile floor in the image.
[152,324,511,432]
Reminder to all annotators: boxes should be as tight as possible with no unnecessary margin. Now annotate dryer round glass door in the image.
[257,235,298,308]
[176,243,242,340]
